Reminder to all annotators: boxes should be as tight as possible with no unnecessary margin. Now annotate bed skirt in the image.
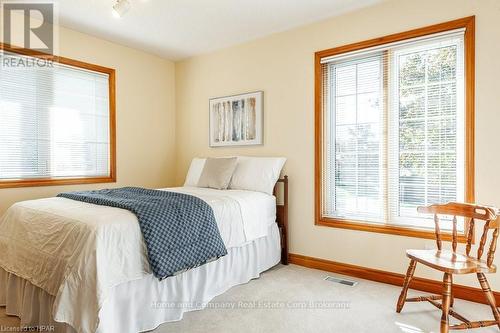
[0,223,281,333]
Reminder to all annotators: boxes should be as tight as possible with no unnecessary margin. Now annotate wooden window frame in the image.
[0,43,117,188]
[314,16,475,241]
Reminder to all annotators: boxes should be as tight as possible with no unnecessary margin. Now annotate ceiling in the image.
[58,0,383,61]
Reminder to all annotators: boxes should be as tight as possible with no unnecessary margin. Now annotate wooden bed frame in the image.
[274,176,289,265]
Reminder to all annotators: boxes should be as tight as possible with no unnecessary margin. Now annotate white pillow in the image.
[184,158,206,186]
[229,156,286,195]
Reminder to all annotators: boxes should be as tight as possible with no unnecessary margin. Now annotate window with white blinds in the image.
[323,55,384,222]
[0,49,115,187]
[317,21,474,234]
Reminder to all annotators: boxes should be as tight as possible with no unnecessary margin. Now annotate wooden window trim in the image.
[0,43,117,189]
[314,16,475,241]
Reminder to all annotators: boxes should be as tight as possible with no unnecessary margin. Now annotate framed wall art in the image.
[209,91,263,147]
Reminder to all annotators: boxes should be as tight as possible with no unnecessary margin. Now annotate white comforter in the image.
[0,187,276,333]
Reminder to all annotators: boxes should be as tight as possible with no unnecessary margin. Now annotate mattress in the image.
[0,223,281,333]
[0,187,278,333]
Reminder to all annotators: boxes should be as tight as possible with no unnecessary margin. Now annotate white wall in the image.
[175,0,500,289]
[0,23,177,214]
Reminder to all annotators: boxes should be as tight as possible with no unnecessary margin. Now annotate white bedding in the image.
[0,224,281,333]
[0,187,276,333]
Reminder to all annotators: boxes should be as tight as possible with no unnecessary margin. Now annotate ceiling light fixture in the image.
[112,0,131,18]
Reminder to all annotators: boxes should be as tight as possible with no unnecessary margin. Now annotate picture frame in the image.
[209,91,263,147]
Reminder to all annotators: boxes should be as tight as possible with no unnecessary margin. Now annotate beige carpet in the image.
[1,264,498,332]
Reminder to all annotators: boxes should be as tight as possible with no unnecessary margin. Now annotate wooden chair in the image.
[396,202,500,332]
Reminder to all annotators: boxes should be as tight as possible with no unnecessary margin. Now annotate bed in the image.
[0,175,289,333]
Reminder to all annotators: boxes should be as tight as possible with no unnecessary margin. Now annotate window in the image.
[315,17,474,239]
[0,45,116,188]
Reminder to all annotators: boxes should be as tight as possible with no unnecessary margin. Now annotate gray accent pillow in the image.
[197,157,238,190]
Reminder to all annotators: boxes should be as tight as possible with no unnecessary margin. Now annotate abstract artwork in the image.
[209,91,263,147]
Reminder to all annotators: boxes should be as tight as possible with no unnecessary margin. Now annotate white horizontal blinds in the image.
[321,61,334,217]
[321,29,465,230]
[0,53,56,179]
[0,52,111,180]
[389,34,465,231]
[322,55,385,222]
[49,65,110,177]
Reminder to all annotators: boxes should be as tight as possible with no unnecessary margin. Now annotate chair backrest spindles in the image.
[466,218,474,256]
[477,221,490,260]
[418,203,499,267]
[488,228,499,267]
[434,214,442,250]
[452,215,458,252]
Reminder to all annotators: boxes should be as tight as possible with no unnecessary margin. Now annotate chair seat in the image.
[406,249,496,274]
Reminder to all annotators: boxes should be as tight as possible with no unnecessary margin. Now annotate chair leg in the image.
[477,272,500,329]
[450,274,454,308]
[440,273,452,333]
[397,259,416,313]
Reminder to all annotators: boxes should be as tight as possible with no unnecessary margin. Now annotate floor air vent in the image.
[324,276,358,286]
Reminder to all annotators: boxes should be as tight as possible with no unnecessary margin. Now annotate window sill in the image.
[316,217,468,243]
[0,176,116,189]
